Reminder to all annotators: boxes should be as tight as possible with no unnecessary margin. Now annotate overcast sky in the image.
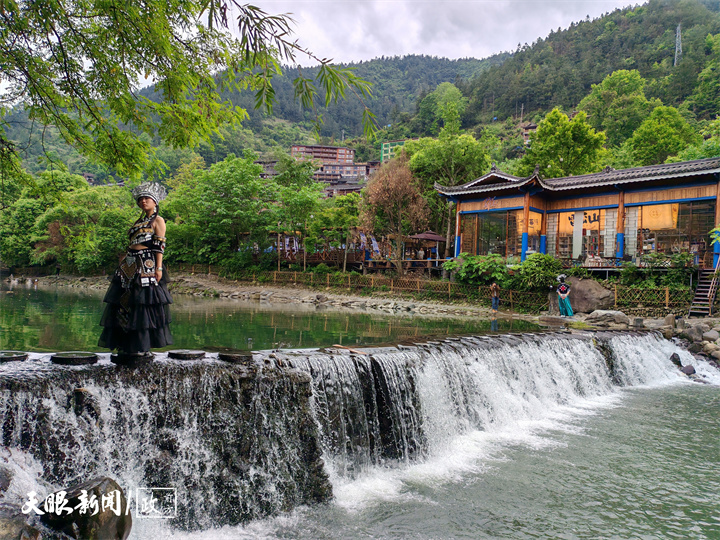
[251,0,640,66]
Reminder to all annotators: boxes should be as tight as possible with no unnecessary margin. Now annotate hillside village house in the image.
[435,157,720,269]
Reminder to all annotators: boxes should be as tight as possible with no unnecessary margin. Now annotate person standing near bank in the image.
[99,182,173,356]
[556,274,573,317]
[490,282,500,314]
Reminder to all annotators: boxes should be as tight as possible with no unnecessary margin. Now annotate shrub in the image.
[311,263,333,274]
[512,253,563,291]
[443,253,510,286]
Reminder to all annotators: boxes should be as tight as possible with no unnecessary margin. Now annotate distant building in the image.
[381,140,407,162]
[325,177,365,198]
[290,145,354,164]
[521,122,537,145]
[256,160,279,179]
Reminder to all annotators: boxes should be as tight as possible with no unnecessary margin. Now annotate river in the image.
[1,284,718,539]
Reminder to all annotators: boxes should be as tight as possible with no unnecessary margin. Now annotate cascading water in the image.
[283,330,697,482]
[0,330,706,536]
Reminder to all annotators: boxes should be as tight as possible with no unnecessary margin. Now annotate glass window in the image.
[635,201,715,263]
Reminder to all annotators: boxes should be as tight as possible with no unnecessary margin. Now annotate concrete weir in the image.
[0,330,704,533]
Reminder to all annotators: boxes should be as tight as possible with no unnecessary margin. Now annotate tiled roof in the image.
[436,157,720,197]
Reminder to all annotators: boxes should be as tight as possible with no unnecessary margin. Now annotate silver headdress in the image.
[131,182,167,204]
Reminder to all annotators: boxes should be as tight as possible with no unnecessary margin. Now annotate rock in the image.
[538,316,566,326]
[585,310,631,326]
[684,325,704,342]
[40,477,131,540]
[669,352,682,367]
[315,294,327,303]
[675,318,686,330]
[0,466,12,496]
[661,327,674,340]
[712,350,720,361]
[71,388,101,424]
[0,503,41,540]
[664,314,676,328]
[687,342,703,353]
[632,317,644,328]
[567,277,614,313]
[680,365,696,375]
[703,342,719,353]
[703,330,719,342]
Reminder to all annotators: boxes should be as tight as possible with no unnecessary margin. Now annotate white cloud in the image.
[249,0,637,65]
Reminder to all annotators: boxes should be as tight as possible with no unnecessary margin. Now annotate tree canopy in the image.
[628,106,701,165]
[518,108,606,178]
[578,70,660,147]
[0,0,373,178]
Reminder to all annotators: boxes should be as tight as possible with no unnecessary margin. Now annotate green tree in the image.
[0,1,373,178]
[577,70,661,147]
[271,182,323,270]
[308,193,360,272]
[686,34,720,119]
[629,106,701,166]
[164,153,278,264]
[404,130,490,259]
[31,186,136,272]
[518,108,606,178]
[0,169,89,267]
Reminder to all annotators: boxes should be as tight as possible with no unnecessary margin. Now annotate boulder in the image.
[712,350,720,361]
[681,364,696,375]
[41,477,131,540]
[703,342,719,353]
[703,330,720,342]
[669,352,682,367]
[664,314,676,328]
[585,310,631,326]
[661,327,674,340]
[687,342,703,353]
[567,277,614,314]
[675,318,686,331]
[0,503,41,540]
[684,325,704,343]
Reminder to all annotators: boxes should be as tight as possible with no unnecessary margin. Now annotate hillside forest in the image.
[4,0,720,279]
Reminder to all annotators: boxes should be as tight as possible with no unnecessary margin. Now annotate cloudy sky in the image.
[251,0,639,65]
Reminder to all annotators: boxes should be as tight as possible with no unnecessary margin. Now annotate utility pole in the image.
[675,23,682,66]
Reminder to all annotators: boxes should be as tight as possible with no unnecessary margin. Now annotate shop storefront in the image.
[436,158,720,268]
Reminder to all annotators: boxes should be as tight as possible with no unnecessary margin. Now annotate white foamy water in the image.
[3,331,717,540]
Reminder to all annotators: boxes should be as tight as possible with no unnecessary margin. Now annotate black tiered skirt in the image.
[98,269,173,353]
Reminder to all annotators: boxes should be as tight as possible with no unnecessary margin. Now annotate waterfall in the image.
[0,331,700,532]
[285,331,694,480]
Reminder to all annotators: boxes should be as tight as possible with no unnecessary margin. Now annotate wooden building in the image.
[435,157,720,268]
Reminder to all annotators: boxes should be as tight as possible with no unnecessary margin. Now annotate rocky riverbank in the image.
[31,273,523,321]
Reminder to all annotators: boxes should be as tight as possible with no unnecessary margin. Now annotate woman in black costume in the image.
[99,182,173,355]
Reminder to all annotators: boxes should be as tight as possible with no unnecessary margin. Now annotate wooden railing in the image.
[706,254,720,315]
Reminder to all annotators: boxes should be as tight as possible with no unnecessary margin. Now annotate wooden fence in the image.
[612,285,693,310]
[171,265,696,314]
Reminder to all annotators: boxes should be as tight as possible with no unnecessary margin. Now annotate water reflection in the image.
[0,284,539,352]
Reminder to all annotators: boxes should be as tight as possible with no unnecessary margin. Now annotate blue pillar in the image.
[521,232,529,261]
[539,235,547,254]
[616,232,625,260]
[714,241,720,268]
[455,236,461,257]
